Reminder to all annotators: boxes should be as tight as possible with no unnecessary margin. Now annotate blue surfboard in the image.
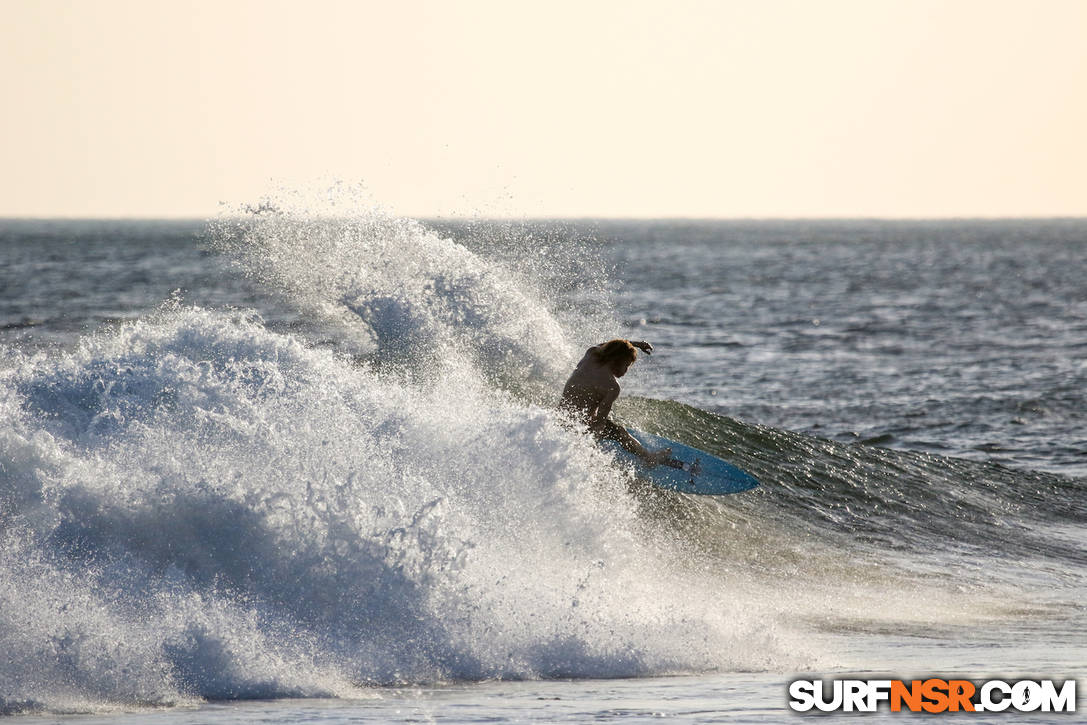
[605,428,759,495]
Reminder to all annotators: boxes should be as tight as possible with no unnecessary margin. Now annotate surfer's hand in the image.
[630,340,653,355]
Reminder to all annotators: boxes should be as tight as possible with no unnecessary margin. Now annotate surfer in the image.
[560,339,679,466]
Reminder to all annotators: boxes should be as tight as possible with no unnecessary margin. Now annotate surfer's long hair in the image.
[595,339,638,366]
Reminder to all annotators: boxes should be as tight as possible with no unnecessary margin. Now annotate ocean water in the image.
[1,210,1085,722]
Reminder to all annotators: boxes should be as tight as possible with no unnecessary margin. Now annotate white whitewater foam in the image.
[0,303,802,713]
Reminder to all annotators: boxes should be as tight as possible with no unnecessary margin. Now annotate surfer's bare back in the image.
[560,338,676,466]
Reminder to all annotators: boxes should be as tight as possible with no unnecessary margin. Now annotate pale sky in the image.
[2,0,1085,218]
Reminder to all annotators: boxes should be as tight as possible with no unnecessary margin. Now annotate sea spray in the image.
[208,201,591,401]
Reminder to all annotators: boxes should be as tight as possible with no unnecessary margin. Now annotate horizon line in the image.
[2,213,1086,223]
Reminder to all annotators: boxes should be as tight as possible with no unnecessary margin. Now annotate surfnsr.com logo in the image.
[788,678,1077,713]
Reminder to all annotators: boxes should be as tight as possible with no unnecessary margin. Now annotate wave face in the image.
[1,210,1083,715]
[619,397,1087,572]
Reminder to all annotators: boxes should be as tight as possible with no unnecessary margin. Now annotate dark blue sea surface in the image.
[599,219,1087,476]
[1,215,1084,721]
